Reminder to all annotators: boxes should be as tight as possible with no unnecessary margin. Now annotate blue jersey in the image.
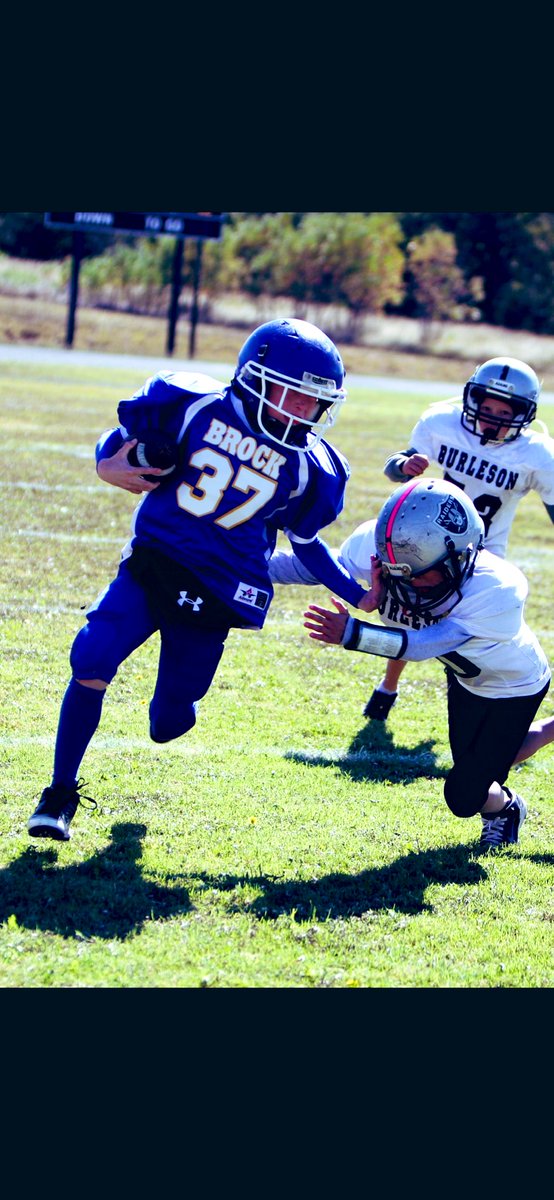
[97,371,354,629]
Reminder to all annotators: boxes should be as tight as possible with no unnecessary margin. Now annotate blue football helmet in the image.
[233,318,346,451]
[375,478,484,616]
[461,357,540,445]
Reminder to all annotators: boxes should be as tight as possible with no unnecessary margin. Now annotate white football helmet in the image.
[375,478,484,615]
[461,357,540,445]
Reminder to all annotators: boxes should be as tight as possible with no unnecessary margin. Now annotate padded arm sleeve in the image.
[383,447,417,482]
[342,617,408,658]
[293,538,367,607]
[342,614,474,662]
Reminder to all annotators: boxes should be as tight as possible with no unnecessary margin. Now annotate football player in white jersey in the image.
[363,356,554,721]
[303,478,551,851]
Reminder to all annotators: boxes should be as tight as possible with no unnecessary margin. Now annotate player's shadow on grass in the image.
[285,720,448,784]
[194,847,554,921]
[195,844,484,919]
[0,822,192,941]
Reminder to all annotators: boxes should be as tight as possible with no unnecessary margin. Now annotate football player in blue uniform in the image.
[28,318,375,842]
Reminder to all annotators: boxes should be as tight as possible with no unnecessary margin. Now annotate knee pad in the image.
[444,759,493,818]
[149,699,198,743]
[443,776,471,818]
[70,624,118,683]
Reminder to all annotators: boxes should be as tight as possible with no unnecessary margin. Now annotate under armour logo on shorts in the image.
[178,591,204,613]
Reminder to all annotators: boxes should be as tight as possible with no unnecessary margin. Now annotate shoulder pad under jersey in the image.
[309,438,351,483]
[159,371,226,398]
[117,371,227,435]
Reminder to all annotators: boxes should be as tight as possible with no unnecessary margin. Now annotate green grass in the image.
[1,359,553,987]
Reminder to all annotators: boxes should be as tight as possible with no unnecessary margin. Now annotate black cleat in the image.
[363,689,398,721]
[479,791,527,852]
[28,779,97,842]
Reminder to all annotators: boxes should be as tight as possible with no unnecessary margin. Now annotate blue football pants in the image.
[70,562,229,742]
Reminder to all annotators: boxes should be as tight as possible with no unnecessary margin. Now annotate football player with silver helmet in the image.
[362,356,554,723]
[461,357,539,445]
[304,478,551,851]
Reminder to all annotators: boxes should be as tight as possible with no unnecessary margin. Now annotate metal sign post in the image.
[189,238,204,358]
[66,231,84,348]
[44,212,225,353]
[166,237,184,357]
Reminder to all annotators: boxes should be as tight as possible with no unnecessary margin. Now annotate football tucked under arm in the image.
[125,429,180,482]
[95,428,175,494]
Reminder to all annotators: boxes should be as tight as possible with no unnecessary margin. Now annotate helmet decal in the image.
[436,496,469,534]
[302,370,336,391]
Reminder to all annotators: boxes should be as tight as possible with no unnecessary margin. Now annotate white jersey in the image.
[406,399,554,557]
[338,521,550,700]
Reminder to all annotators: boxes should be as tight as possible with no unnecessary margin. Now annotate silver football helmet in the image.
[461,357,540,445]
[375,478,485,615]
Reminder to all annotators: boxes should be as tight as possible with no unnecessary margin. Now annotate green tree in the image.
[77,238,177,315]
[406,227,469,347]
[224,213,296,304]
[401,212,554,333]
[477,212,554,333]
[275,212,405,337]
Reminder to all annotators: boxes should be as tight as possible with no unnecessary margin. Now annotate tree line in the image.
[1,212,553,337]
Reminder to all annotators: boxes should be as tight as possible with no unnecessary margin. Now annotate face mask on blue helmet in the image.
[233,318,346,451]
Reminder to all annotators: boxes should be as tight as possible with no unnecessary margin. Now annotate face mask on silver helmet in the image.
[232,318,346,451]
[375,478,485,616]
[461,357,540,445]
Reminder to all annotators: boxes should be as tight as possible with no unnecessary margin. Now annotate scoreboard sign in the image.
[44,212,225,240]
[44,211,225,352]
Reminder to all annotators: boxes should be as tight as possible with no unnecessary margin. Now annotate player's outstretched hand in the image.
[358,555,386,612]
[304,597,348,644]
[96,440,164,494]
[403,453,430,478]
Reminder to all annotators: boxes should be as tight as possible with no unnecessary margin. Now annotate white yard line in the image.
[0,481,104,493]
[0,734,435,766]
[4,530,123,544]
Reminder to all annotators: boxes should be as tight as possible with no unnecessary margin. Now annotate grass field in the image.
[1,354,553,988]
